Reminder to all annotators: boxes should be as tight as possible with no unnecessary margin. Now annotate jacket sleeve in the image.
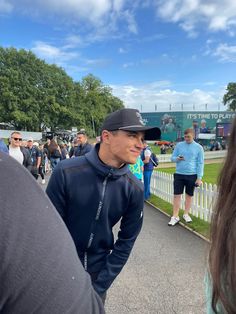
[197,146,204,179]
[93,188,144,295]
[46,163,67,220]
[171,144,179,163]
[23,148,33,171]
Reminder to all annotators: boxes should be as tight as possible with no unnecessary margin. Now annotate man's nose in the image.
[136,138,144,149]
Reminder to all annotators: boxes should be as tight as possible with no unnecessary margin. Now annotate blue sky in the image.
[1,0,236,112]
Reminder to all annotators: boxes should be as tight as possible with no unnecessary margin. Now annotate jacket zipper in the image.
[84,172,112,270]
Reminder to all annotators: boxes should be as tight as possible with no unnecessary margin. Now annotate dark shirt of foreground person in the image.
[0,152,104,314]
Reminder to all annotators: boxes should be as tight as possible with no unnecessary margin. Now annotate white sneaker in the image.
[42,179,46,185]
[168,216,180,226]
[183,214,192,223]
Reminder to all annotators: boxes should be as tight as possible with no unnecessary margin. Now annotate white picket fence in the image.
[150,171,218,222]
[157,150,226,163]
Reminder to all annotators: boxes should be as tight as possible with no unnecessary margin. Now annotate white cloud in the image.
[0,0,13,13]
[111,81,225,112]
[31,41,79,63]
[213,43,236,62]
[3,0,138,35]
[155,0,236,35]
[113,0,125,12]
[122,10,138,34]
[18,0,112,23]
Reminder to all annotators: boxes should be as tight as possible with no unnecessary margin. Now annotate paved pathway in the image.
[106,203,208,314]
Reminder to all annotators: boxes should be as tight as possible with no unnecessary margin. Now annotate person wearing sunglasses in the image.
[8,131,32,171]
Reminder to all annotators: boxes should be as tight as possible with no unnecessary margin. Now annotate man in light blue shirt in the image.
[168,128,204,226]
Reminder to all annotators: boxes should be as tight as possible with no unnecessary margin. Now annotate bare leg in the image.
[173,194,182,217]
[184,194,193,215]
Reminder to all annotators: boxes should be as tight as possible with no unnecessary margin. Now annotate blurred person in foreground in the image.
[168,128,204,226]
[46,108,161,303]
[206,117,236,313]
[0,151,104,314]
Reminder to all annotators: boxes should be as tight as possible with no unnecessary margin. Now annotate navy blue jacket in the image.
[74,142,93,157]
[46,144,144,294]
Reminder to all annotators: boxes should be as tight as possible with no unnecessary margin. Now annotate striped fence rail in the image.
[150,171,218,222]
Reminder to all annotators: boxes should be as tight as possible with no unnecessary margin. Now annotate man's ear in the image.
[101,130,111,144]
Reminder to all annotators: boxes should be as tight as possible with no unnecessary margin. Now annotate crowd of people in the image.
[0,107,235,313]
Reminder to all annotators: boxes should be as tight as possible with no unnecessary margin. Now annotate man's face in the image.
[77,134,87,145]
[10,133,22,148]
[105,130,144,165]
[27,140,33,148]
[184,133,194,144]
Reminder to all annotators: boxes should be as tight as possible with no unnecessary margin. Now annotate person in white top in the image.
[8,131,32,171]
[9,132,24,164]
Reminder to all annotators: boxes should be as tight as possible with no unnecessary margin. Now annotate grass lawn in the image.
[149,194,210,239]
[157,162,223,185]
[149,161,223,239]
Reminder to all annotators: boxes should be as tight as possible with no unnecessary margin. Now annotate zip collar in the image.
[85,143,129,179]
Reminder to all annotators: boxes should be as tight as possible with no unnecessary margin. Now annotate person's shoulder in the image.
[58,155,88,170]
[126,171,144,192]
[194,141,204,150]
[20,146,29,154]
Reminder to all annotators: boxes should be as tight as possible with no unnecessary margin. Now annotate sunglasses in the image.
[12,137,22,141]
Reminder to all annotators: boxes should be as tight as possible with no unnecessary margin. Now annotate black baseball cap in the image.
[101,108,161,140]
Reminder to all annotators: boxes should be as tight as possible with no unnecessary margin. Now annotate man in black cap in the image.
[46,108,160,303]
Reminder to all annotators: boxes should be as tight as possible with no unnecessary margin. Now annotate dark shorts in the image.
[173,173,197,196]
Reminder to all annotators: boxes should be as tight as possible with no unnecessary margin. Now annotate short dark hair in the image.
[184,128,194,135]
[77,131,86,136]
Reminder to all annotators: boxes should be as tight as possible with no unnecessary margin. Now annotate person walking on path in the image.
[168,128,204,226]
[141,141,159,200]
[74,130,93,157]
[8,131,32,171]
[27,138,41,179]
[47,139,61,171]
[46,108,160,303]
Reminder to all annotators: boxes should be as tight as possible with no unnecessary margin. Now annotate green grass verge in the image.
[157,162,222,185]
[147,148,221,239]
[149,194,210,239]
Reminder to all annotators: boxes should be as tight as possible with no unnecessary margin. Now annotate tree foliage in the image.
[223,83,236,111]
[0,47,124,134]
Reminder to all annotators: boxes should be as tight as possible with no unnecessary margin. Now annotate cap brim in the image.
[119,126,161,140]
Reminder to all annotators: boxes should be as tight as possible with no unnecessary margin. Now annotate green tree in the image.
[77,74,124,136]
[0,48,124,134]
[223,83,236,111]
